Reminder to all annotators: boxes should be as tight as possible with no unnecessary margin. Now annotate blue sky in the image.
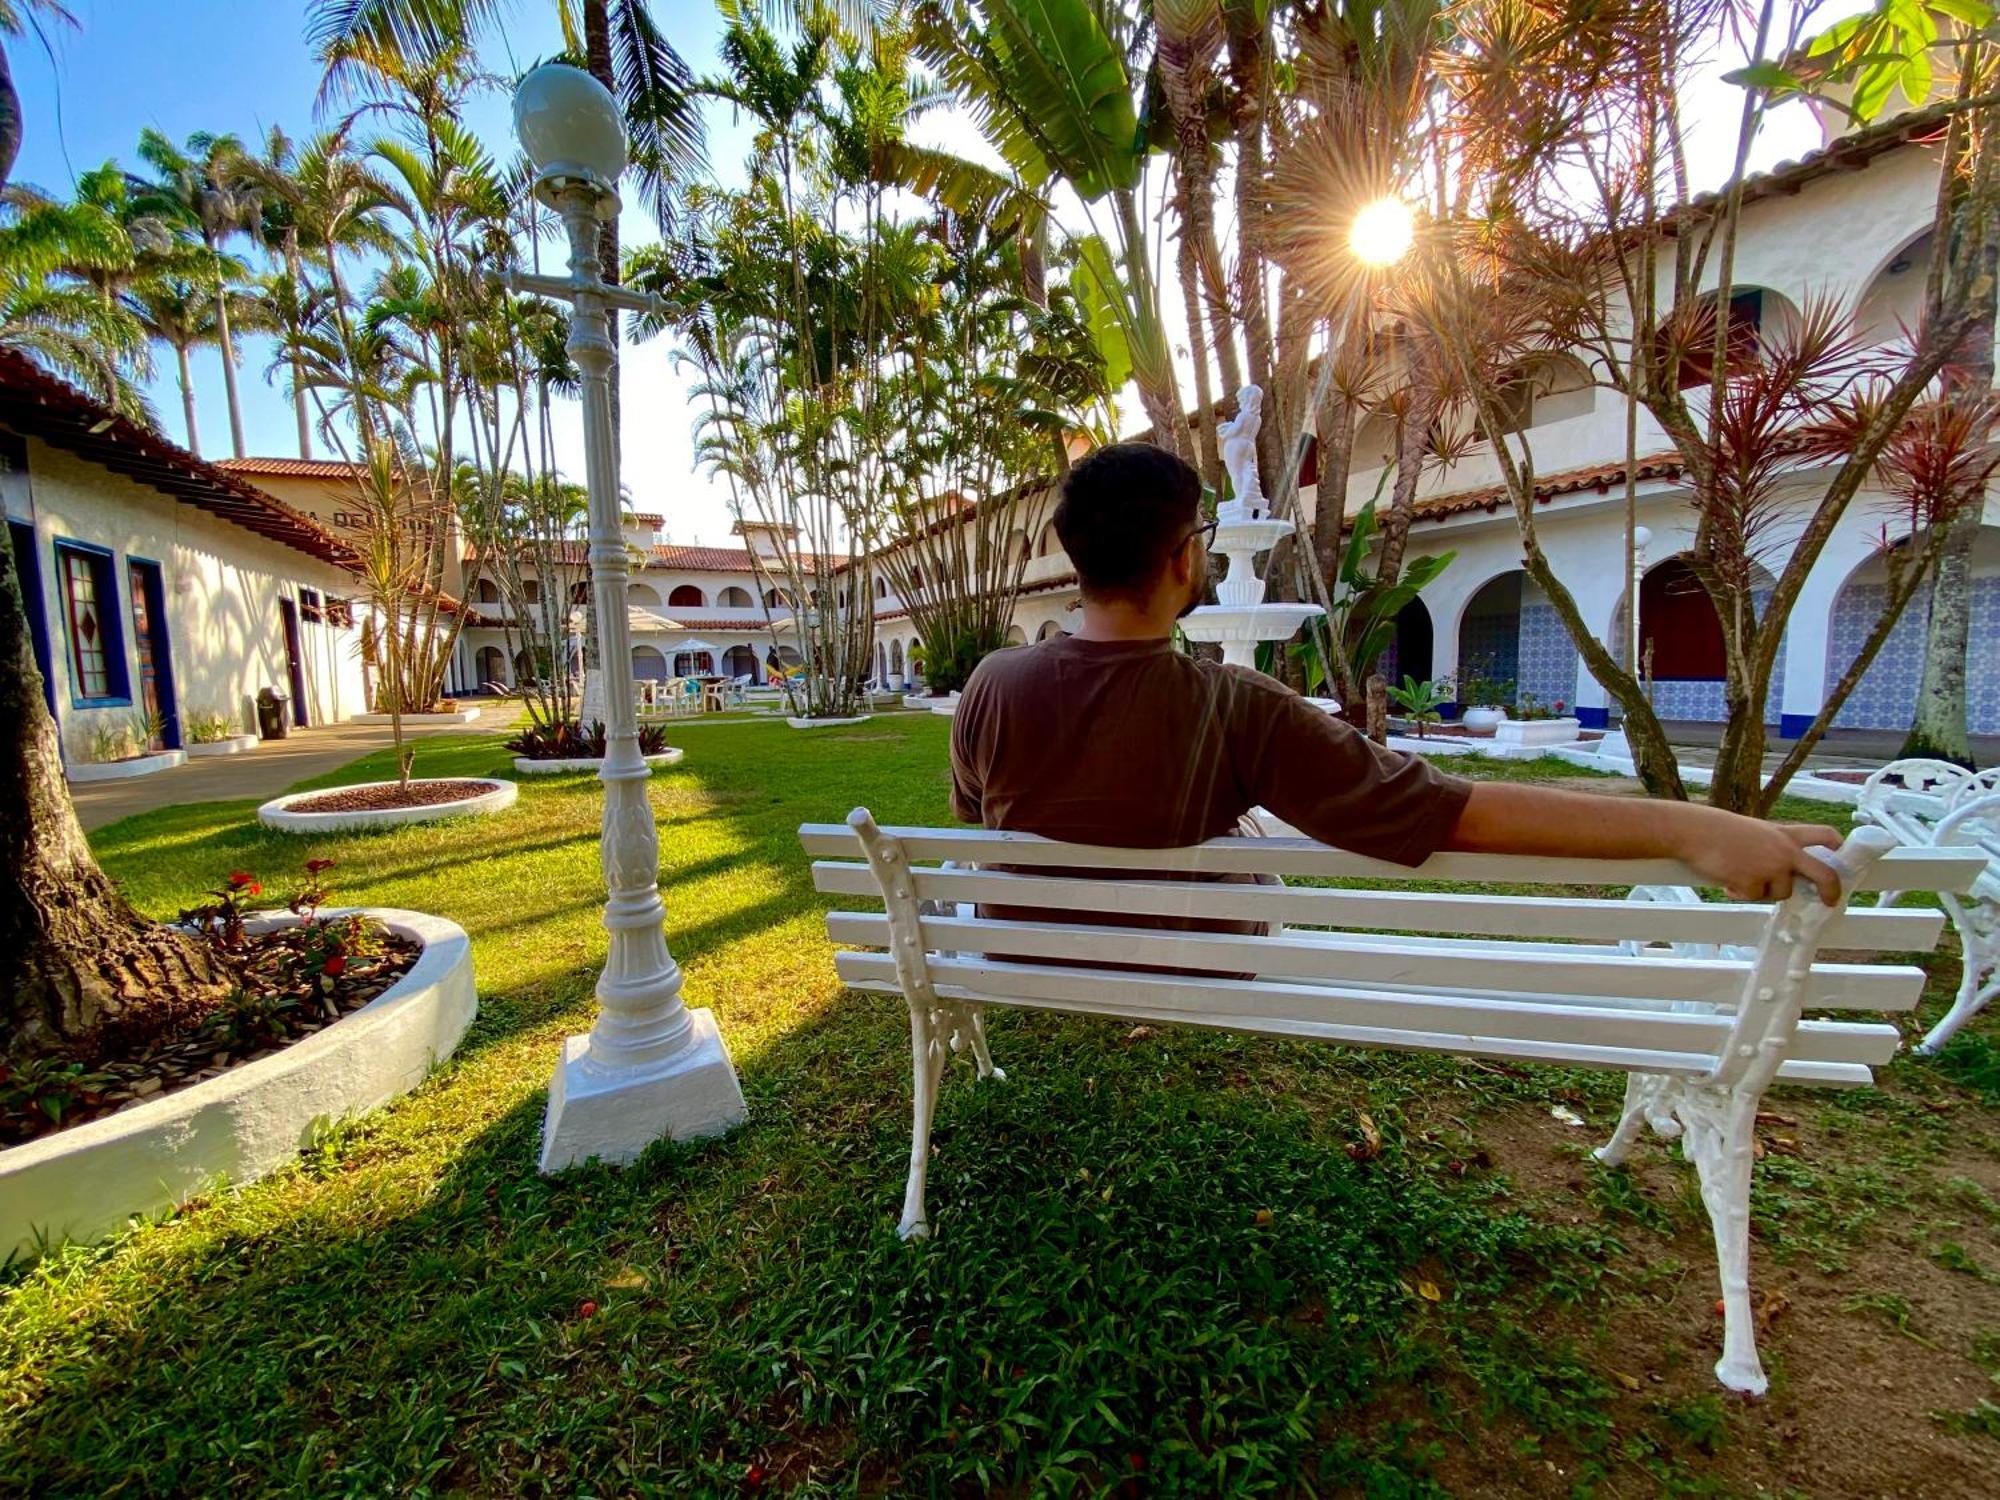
[9,2,1850,546]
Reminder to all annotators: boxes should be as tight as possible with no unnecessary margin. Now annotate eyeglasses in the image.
[1184,517,1219,551]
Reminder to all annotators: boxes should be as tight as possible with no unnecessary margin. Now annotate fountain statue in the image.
[1180,385,1333,702]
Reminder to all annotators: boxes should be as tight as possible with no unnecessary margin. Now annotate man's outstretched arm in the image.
[1445,781,1844,905]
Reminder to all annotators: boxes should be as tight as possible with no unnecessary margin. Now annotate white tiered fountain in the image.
[1179,386,1335,706]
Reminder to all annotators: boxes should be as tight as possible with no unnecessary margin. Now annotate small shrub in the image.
[0,1056,112,1128]
[185,708,241,744]
[504,720,671,760]
[1386,676,1451,738]
[86,719,137,764]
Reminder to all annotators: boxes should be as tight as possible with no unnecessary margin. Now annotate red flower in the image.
[322,954,347,978]
[227,872,258,890]
[305,858,335,875]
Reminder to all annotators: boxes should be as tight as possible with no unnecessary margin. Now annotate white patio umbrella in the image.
[675,638,721,672]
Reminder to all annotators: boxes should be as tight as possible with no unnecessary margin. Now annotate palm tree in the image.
[129,128,262,457]
[0,184,152,417]
[307,0,709,447]
[123,266,226,453]
[235,126,400,455]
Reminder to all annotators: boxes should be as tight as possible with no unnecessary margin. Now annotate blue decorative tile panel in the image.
[1827,577,2000,733]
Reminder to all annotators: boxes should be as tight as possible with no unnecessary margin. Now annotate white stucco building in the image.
[2,350,371,769]
[1294,106,2000,737]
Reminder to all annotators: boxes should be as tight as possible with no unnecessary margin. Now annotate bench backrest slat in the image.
[822,911,1924,1013]
[832,953,1898,1072]
[798,823,1985,894]
[808,861,1945,953]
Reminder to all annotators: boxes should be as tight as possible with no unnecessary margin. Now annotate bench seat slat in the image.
[801,823,1986,895]
[832,957,1889,1082]
[823,912,1926,1013]
[808,863,1945,952]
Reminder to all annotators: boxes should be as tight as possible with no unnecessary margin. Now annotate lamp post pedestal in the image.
[506,81,745,1169]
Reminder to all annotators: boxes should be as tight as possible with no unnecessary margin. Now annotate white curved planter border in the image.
[259,776,518,833]
[352,706,481,725]
[928,700,961,717]
[512,748,684,775]
[0,908,476,1261]
[186,734,261,758]
[66,749,186,783]
[787,714,873,729]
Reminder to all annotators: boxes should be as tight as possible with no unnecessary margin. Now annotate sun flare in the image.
[1348,197,1415,268]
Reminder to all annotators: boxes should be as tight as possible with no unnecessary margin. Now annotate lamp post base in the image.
[537,1009,748,1172]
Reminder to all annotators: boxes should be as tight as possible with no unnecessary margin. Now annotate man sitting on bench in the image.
[949,442,1842,908]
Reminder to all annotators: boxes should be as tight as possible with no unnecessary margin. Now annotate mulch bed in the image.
[1810,768,1878,785]
[0,918,420,1149]
[288,779,500,813]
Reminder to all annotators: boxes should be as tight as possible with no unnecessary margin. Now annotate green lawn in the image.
[4,714,1999,1496]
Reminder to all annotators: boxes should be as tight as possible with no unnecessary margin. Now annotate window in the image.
[55,541,128,704]
[301,588,324,624]
[668,584,705,608]
[325,597,354,628]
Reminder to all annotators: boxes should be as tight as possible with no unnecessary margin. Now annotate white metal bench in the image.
[1854,760,2000,1054]
[802,810,1985,1395]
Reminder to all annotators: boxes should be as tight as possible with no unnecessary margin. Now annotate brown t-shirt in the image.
[949,634,1472,862]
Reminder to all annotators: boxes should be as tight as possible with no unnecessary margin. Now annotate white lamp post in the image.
[507,64,746,1170]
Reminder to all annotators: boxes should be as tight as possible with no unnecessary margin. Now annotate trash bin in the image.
[256,686,291,740]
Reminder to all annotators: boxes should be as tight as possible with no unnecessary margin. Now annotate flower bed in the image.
[0,903,473,1260]
[1,868,416,1150]
[514,750,683,775]
[504,720,679,774]
[259,777,518,833]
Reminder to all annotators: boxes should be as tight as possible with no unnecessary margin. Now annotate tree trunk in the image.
[0,42,19,188]
[1175,207,1221,492]
[1903,505,1980,766]
[175,342,200,456]
[0,505,227,1061]
[1902,191,1998,766]
[212,270,246,459]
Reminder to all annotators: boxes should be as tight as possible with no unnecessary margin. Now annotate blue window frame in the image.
[53,538,130,707]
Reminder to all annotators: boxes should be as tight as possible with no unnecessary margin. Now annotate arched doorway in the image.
[890,639,905,678]
[1456,570,1579,714]
[668,584,705,608]
[627,582,662,608]
[718,585,752,608]
[475,645,505,685]
[1036,619,1065,642]
[723,645,758,680]
[1380,598,1433,686]
[1828,526,2000,734]
[514,648,536,683]
[1612,556,1784,724]
[632,645,668,680]
[673,649,714,676]
[876,642,888,680]
[1004,624,1027,646]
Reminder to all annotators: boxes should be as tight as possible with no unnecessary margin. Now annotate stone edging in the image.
[512,749,684,775]
[787,715,874,729]
[66,749,187,783]
[186,735,261,758]
[0,908,476,1261]
[258,777,518,833]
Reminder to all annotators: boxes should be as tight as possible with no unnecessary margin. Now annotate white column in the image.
[527,176,745,1172]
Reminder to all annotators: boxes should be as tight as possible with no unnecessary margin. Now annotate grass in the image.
[3,713,2000,1496]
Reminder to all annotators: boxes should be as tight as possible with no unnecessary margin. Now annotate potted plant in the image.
[1456,655,1514,733]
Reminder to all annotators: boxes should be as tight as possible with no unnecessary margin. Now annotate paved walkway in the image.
[70,709,511,831]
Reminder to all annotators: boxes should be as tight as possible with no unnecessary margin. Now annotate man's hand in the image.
[1446,783,1848,905]
[1676,814,1843,906]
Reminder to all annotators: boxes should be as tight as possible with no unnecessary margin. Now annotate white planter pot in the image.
[1460,707,1509,733]
[512,749,684,775]
[66,749,186,783]
[352,706,481,726]
[186,734,260,758]
[0,908,476,1261]
[258,777,518,833]
[786,714,873,729]
[1492,716,1583,748]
